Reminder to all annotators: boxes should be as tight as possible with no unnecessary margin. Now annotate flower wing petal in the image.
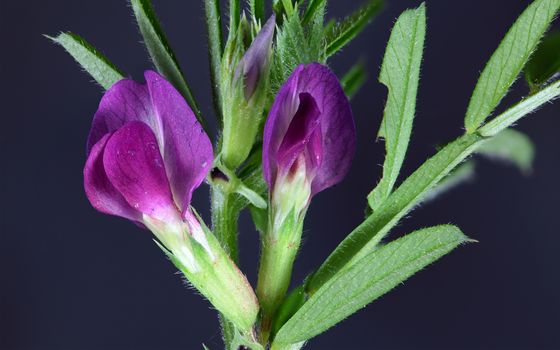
[102,121,175,220]
[84,133,143,222]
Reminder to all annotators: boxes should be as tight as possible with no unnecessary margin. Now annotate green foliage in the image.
[204,0,224,123]
[250,0,265,22]
[270,6,326,97]
[303,0,326,25]
[367,4,426,211]
[229,0,241,34]
[340,60,367,99]
[271,286,307,339]
[477,129,535,173]
[49,32,124,89]
[308,133,484,293]
[464,0,560,133]
[479,80,560,136]
[274,225,470,344]
[130,0,202,122]
[325,0,383,57]
[525,31,560,90]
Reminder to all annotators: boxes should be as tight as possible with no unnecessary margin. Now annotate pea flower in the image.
[83,71,258,331]
[256,63,355,332]
[263,63,356,227]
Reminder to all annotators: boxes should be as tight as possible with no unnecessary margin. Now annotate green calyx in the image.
[221,17,273,170]
[145,213,259,332]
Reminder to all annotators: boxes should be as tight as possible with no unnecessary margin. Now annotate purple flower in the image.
[263,63,356,202]
[84,70,213,225]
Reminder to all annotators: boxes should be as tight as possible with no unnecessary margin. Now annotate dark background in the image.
[2,0,559,349]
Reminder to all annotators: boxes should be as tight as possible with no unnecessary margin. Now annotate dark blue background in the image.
[2,0,559,349]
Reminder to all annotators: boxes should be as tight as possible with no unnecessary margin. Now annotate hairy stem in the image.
[257,218,303,345]
[211,186,242,348]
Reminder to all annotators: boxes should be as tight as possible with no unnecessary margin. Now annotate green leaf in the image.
[325,0,383,57]
[464,0,560,133]
[308,133,484,293]
[275,225,471,344]
[525,31,560,90]
[48,32,124,90]
[228,0,241,37]
[130,0,202,122]
[479,80,560,136]
[340,60,367,100]
[249,205,268,234]
[250,0,265,22]
[477,129,535,174]
[422,161,476,203]
[204,0,224,124]
[271,285,307,339]
[367,4,426,211]
[270,6,326,97]
[281,0,295,17]
[303,0,326,25]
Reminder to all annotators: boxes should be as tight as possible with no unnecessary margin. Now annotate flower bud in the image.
[263,63,356,220]
[221,15,276,169]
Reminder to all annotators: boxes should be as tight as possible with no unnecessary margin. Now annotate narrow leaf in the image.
[205,0,224,123]
[250,0,265,23]
[477,129,535,173]
[303,0,326,25]
[270,8,326,96]
[464,0,560,133]
[325,0,383,57]
[367,4,426,211]
[49,32,124,89]
[479,80,560,136]
[271,285,306,338]
[340,60,367,100]
[130,0,202,122]
[276,225,471,343]
[229,0,241,33]
[525,31,560,90]
[308,133,484,293]
[281,0,295,17]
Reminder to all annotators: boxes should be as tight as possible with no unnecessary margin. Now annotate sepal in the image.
[147,210,259,331]
[221,16,276,169]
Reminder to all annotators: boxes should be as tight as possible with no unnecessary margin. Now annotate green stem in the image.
[257,219,303,345]
[211,186,240,261]
[211,185,242,348]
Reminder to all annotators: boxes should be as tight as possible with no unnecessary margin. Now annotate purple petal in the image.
[263,63,355,196]
[235,15,276,99]
[103,121,176,221]
[87,71,213,217]
[84,133,143,222]
[144,71,213,217]
[276,92,322,176]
